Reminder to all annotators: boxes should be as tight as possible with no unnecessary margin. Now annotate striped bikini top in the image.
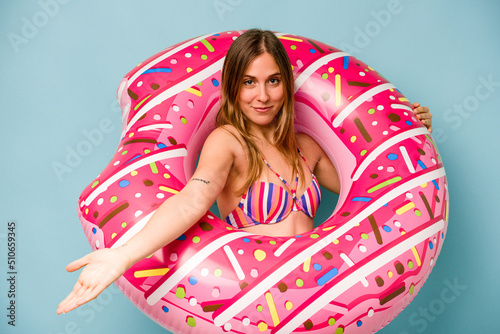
[225,150,321,229]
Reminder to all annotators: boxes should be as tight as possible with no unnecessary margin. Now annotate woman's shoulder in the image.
[296,132,321,150]
[296,132,325,166]
[205,125,245,152]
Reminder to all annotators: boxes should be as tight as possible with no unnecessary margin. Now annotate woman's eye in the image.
[243,79,254,86]
[269,78,280,85]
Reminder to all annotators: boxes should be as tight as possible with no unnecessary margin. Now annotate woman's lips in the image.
[253,106,271,113]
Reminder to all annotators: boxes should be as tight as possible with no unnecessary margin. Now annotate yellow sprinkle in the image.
[396,202,415,215]
[257,321,268,332]
[254,249,267,261]
[399,97,409,102]
[163,173,171,179]
[322,226,335,231]
[185,87,202,97]
[186,67,193,73]
[285,301,293,310]
[303,257,311,272]
[420,183,428,188]
[159,186,179,194]
[265,292,280,326]
[111,233,117,239]
[335,74,341,106]
[134,268,170,278]
[411,246,422,266]
[388,270,393,278]
[328,67,334,73]
[131,170,138,176]
[350,136,357,143]
[278,36,303,42]
[333,239,339,245]
[128,132,134,138]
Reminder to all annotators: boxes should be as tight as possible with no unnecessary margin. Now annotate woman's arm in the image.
[57,128,236,314]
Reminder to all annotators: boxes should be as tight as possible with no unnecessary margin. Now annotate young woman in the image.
[57,29,432,315]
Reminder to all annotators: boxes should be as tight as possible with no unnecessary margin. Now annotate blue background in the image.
[1,1,499,333]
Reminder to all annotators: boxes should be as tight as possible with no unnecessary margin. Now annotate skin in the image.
[57,52,433,315]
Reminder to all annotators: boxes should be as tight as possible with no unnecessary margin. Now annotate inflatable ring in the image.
[77,30,449,333]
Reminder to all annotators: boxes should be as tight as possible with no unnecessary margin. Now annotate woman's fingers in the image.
[65,253,91,272]
[58,248,129,315]
[412,103,433,133]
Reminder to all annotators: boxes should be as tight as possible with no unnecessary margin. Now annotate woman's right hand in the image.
[56,247,129,315]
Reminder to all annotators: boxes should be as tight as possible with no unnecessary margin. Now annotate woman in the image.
[57,29,432,315]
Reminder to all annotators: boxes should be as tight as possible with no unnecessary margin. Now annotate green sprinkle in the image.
[176,287,185,299]
[201,39,214,52]
[367,176,402,193]
[134,94,151,111]
[186,316,196,327]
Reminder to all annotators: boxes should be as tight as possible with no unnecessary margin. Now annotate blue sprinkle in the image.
[352,197,372,202]
[213,33,220,36]
[143,68,172,74]
[313,263,322,271]
[417,160,427,170]
[429,241,434,249]
[295,235,302,238]
[382,225,392,232]
[343,56,349,69]
[242,238,251,243]
[177,234,187,241]
[125,154,142,164]
[432,180,440,190]
[357,320,363,327]
[119,180,130,188]
[212,78,219,87]
[317,268,339,286]
[188,276,198,285]
[383,203,388,206]
[162,306,169,313]
[406,120,413,126]
[309,48,316,53]
[92,227,97,234]
[387,153,399,160]
[158,143,167,149]
[442,232,445,239]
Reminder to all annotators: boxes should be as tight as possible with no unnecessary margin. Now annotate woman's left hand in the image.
[412,102,433,133]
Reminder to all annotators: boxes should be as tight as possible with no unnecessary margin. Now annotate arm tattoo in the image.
[192,178,210,185]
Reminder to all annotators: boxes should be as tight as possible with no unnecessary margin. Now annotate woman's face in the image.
[237,52,284,129]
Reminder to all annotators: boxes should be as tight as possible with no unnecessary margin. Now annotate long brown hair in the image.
[216,29,304,193]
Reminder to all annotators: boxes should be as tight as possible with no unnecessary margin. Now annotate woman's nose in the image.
[257,85,270,102]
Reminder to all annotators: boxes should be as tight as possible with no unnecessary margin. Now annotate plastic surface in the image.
[76,31,448,333]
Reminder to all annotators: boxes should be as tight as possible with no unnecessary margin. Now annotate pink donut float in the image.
[77,30,449,333]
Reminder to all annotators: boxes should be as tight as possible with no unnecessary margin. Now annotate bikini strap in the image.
[297,148,315,175]
[261,156,299,197]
